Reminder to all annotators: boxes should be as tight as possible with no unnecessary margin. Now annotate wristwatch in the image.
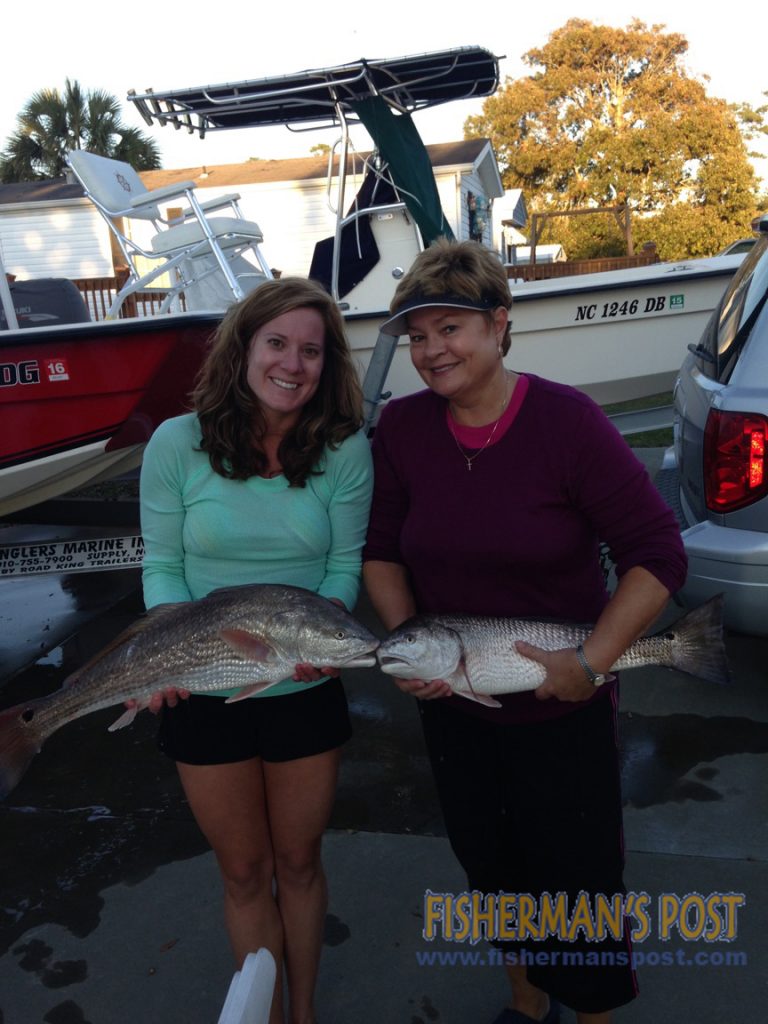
[575,644,607,687]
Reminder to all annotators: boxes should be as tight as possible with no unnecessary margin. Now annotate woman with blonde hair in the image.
[140,276,373,1024]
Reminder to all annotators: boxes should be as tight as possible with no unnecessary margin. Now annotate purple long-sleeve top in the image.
[363,374,688,724]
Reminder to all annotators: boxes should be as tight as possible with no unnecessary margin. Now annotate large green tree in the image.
[0,79,161,183]
[466,20,763,260]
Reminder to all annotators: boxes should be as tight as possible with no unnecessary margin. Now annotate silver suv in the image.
[662,220,768,636]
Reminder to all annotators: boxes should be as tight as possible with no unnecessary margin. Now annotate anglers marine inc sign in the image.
[0,536,145,576]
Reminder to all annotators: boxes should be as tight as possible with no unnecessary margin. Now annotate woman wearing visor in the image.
[363,239,686,1024]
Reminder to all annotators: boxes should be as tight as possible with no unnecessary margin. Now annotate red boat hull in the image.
[0,313,221,513]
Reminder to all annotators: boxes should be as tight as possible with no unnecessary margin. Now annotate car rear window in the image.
[691,235,768,383]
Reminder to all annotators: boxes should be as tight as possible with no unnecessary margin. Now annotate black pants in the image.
[419,694,638,1014]
[157,678,351,764]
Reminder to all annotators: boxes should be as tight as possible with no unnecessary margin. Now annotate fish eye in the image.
[334,630,346,640]
[405,634,415,644]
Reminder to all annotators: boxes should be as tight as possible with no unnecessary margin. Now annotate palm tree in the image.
[0,79,161,182]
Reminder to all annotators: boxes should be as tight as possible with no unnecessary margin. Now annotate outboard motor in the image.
[0,278,91,330]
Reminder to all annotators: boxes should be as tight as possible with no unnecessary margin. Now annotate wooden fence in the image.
[71,270,186,320]
[506,252,660,282]
[73,255,663,314]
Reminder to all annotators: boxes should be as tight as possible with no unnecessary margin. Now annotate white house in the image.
[0,180,113,279]
[492,189,567,267]
[0,140,504,285]
[135,139,503,278]
[493,187,528,258]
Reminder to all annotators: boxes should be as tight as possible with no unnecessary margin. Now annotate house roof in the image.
[0,179,86,207]
[138,139,494,190]
[494,188,528,229]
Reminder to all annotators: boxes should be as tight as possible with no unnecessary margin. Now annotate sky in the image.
[3,1,767,181]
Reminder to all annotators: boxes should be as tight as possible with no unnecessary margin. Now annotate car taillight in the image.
[704,410,768,512]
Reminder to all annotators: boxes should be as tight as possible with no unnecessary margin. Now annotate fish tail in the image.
[667,595,731,685]
[0,698,47,800]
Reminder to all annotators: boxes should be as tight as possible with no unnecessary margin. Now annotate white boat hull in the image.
[347,253,744,410]
[0,441,144,518]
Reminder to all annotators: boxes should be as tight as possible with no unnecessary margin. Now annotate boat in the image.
[0,301,220,517]
[128,47,502,428]
[502,253,745,404]
[341,251,745,408]
[0,48,502,519]
[0,47,745,518]
[129,49,745,414]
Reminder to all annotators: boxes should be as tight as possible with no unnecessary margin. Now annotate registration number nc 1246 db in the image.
[574,295,684,322]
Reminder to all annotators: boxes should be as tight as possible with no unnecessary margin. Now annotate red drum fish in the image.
[377,596,729,707]
[0,584,379,798]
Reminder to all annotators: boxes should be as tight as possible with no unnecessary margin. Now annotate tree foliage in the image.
[0,79,161,182]
[466,20,763,259]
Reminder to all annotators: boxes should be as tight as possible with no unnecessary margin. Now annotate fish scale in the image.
[443,616,593,692]
[377,596,730,705]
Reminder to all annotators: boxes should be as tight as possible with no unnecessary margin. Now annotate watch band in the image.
[575,643,607,687]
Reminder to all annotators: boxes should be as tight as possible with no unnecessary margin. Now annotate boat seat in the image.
[310,167,402,301]
[149,216,263,254]
[66,149,272,317]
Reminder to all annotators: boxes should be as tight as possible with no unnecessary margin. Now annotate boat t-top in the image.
[127,48,502,424]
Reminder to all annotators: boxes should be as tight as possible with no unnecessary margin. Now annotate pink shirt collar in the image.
[445,373,529,447]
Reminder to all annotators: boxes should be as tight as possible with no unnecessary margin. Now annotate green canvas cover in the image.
[350,96,454,246]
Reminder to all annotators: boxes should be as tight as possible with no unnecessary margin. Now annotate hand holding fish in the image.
[513,642,604,702]
[392,676,453,700]
[376,595,729,708]
[124,687,192,715]
[292,663,341,682]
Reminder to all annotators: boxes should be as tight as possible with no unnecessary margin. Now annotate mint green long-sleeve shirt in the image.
[139,413,373,697]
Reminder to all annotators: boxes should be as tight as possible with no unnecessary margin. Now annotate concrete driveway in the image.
[1,452,766,1023]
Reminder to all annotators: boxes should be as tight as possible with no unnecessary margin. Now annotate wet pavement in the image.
[1,452,767,1023]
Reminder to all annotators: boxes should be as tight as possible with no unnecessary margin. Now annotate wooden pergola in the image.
[528,204,634,264]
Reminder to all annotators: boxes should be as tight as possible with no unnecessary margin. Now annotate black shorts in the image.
[419,693,637,1015]
[157,678,352,765]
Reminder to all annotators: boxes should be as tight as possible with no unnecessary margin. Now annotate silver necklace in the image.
[448,375,509,472]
